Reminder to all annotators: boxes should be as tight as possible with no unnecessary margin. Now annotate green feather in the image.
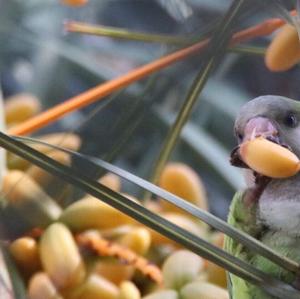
[225,189,300,299]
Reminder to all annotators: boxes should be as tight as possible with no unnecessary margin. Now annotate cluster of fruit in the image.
[2,93,229,299]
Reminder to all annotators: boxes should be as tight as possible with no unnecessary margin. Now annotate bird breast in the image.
[258,173,300,237]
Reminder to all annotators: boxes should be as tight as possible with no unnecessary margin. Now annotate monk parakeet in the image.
[225,95,300,299]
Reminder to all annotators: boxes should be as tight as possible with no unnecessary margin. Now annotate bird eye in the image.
[237,133,243,142]
[284,113,298,128]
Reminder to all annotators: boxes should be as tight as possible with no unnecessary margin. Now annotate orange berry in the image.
[4,93,41,125]
[239,137,300,178]
[10,237,40,275]
[159,163,208,213]
[61,0,88,6]
[92,261,134,286]
[99,173,121,192]
[265,24,300,71]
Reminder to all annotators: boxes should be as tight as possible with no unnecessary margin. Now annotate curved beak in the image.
[230,117,279,168]
[243,117,279,143]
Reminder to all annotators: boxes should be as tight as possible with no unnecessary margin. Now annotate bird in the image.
[225,95,300,299]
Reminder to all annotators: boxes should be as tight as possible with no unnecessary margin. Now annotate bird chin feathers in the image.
[258,173,300,237]
[242,168,300,237]
[258,198,300,237]
[243,169,256,188]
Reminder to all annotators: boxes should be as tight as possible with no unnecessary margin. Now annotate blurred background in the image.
[0,0,299,219]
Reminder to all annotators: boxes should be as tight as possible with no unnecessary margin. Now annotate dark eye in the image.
[284,113,298,128]
[237,133,243,142]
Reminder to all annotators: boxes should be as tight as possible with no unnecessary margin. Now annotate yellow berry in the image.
[119,281,141,299]
[99,173,121,192]
[61,0,88,7]
[68,273,119,299]
[180,281,229,299]
[162,250,204,290]
[150,213,206,247]
[59,196,136,231]
[118,227,151,255]
[7,132,81,170]
[92,261,134,286]
[39,223,86,290]
[159,163,208,213]
[5,93,41,125]
[239,137,300,178]
[265,24,300,71]
[10,237,40,275]
[28,272,63,299]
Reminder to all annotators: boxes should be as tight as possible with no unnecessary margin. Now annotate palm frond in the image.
[2,133,299,299]
[14,135,300,274]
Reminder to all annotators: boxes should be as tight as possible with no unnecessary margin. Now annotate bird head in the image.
[231,95,300,171]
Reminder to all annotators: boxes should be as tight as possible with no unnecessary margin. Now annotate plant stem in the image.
[9,11,293,136]
[65,21,190,45]
[66,21,267,56]
[148,0,247,186]
[1,132,299,299]
[230,45,266,55]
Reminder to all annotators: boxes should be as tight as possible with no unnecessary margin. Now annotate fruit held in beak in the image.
[239,137,300,178]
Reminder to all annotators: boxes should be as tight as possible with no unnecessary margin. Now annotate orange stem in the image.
[76,232,163,284]
[9,12,294,136]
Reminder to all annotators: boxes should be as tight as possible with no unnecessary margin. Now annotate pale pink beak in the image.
[243,117,279,143]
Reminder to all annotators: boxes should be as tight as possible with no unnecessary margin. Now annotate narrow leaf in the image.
[148,0,247,185]
[65,21,189,45]
[2,133,299,298]
[16,135,300,276]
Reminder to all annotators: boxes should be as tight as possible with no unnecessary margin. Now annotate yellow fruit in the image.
[26,151,72,203]
[239,137,300,178]
[68,273,119,299]
[205,261,227,288]
[119,281,141,299]
[206,232,227,288]
[27,151,71,187]
[265,24,300,72]
[28,272,63,299]
[162,250,204,290]
[118,227,151,255]
[61,0,88,6]
[7,132,81,170]
[39,223,86,290]
[142,290,178,299]
[2,170,62,230]
[144,200,162,213]
[92,261,134,286]
[150,213,206,247]
[159,163,207,213]
[180,281,229,299]
[101,225,135,239]
[59,196,135,231]
[5,93,41,125]
[10,237,40,275]
[99,173,121,192]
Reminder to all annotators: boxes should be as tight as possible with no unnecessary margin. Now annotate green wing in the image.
[225,190,300,299]
[225,189,261,299]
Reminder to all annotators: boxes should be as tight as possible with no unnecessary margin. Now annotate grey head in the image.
[234,95,300,157]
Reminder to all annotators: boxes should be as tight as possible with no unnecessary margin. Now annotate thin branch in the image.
[147,0,245,185]
[230,45,266,55]
[9,11,295,136]
[65,21,189,45]
[15,134,300,276]
[0,132,299,299]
